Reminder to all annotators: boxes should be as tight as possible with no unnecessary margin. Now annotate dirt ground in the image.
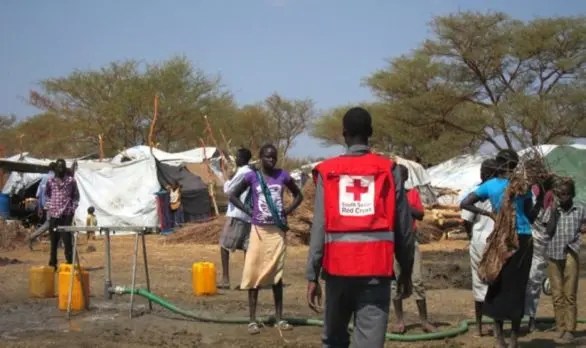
[1,236,585,347]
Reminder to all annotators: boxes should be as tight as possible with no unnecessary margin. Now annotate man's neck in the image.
[346,141,369,148]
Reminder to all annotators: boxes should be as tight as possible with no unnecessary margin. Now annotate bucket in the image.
[0,194,10,218]
[57,264,90,311]
[29,266,55,298]
[192,262,217,296]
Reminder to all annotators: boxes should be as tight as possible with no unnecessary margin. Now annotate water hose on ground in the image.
[115,287,586,342]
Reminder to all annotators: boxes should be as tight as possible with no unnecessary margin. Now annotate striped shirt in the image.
[46,175,79,218]
[542,204,584,260]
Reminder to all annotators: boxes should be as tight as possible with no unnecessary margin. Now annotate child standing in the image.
[541,178,584,343]
[391,164,436,334]
[86,206,98,242]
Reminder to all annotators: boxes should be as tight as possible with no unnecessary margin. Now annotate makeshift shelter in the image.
[0,146,222,231]
[427,144,586,204]
[112,145,225,181]
[155,159,212,223]
[294,155,437,205]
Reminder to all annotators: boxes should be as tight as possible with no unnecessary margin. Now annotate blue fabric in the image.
[474,177,532,235]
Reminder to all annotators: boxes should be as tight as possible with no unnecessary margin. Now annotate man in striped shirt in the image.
[46,159,79,269]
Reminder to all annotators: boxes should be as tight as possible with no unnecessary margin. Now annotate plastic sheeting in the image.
[111,145,218,165]
[74,158,160,228]
[426,144,586,205]
[296,156,431,189]
[1,146,224,230]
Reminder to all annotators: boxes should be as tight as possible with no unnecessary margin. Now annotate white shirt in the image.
[223,165,252,223]
[461,188,494,247]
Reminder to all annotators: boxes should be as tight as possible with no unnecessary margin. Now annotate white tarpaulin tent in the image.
[297,156,431,190]
[294,155,436,204]
[111,145,219,165]
[1,146,223,230]
[111,145,224,181]
[427,144,586,204]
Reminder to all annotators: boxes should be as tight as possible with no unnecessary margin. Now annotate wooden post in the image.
[148,95,159,149]
[202,115,229,178]
[17,134,25,156]
[200,138,219,216]
[98,134,105,161]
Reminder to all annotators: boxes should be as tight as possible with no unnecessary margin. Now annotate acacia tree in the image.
[28,56,233,156]
[365,12,586,159]
[223,93,314,158]
[264,93,315,157]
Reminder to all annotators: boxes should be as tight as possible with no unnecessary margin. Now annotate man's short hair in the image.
[343,107,373,138]
[237,148,252,163]
[556,177,576,197]
[495,149,519,172]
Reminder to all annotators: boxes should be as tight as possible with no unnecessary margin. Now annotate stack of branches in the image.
[478,148,553,283]
[285,181,316,244]
[421,205,464,242]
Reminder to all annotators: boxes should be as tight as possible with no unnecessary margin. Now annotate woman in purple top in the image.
[229,144,303,335]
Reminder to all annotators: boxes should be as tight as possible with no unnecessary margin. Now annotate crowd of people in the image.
[460,149,584,346]
[220,106,583,347]
[24,106,583,347]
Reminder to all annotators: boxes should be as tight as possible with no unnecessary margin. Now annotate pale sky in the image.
[1,0,584,157]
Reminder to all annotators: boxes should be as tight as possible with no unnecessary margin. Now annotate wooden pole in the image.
[202,115,220,149]
[202,115,229,178]
[98,134,105,161]
[17,134,25,156]
[148,95,159,149]
[219,129,237,176]
[199,137,219,217]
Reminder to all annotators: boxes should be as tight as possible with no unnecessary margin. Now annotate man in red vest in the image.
[306,107,415,348]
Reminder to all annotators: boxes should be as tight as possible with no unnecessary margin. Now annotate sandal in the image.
[276,320,293,331]
[248,322,261,335]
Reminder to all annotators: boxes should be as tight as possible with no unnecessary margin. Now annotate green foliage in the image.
[229,93,315,157]
[28,56,232,156]
[0,57,312,160]
[315,12,586,164]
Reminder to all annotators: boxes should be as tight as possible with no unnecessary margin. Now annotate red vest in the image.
[313,152,396,277]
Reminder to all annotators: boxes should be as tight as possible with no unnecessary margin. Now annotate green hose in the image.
[118,287,585,342]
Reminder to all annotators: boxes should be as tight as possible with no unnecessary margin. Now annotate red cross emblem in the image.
[346,179,369,201]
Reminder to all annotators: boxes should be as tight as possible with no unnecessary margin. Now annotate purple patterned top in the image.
[244,169,293,225]
[46,175,79,218]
